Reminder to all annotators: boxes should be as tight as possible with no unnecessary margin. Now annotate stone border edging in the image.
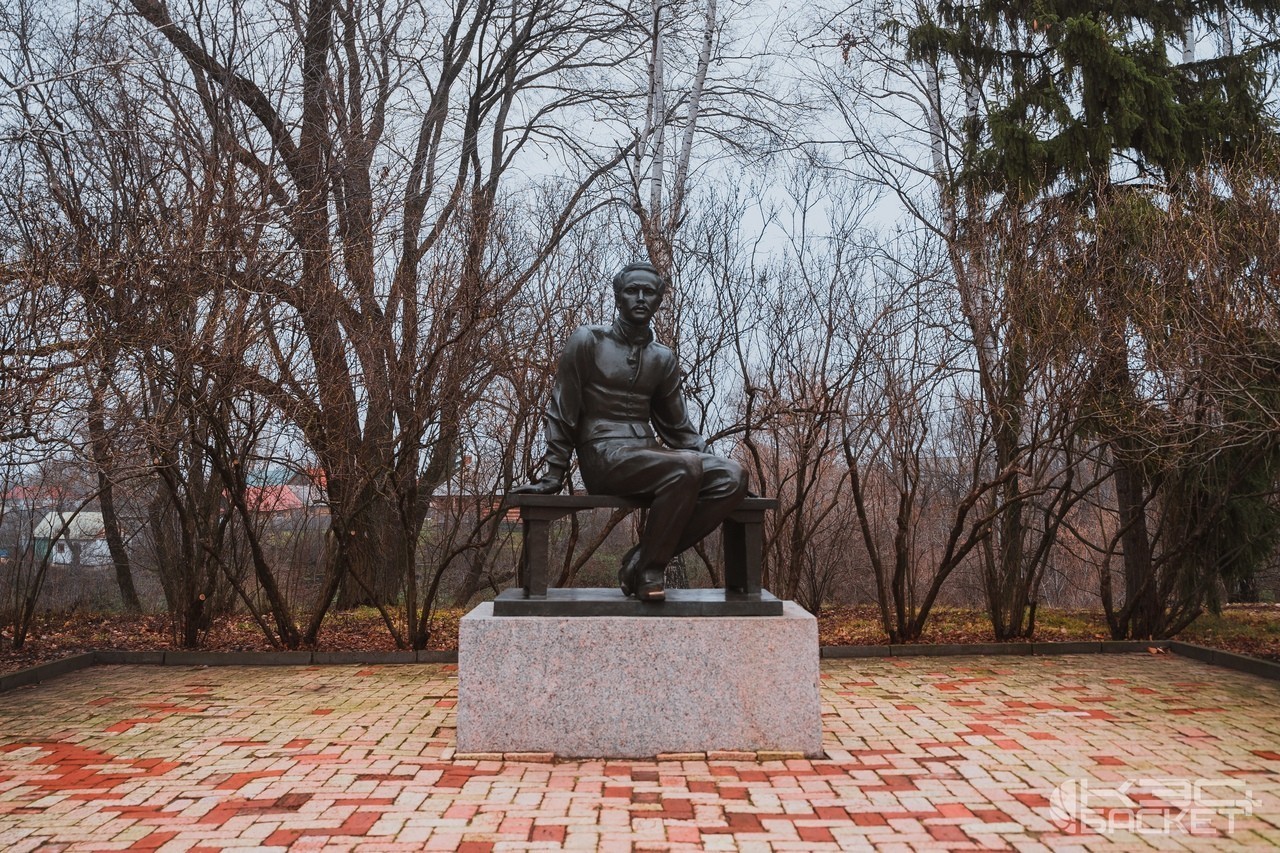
[1167,641,1280,681]
[2,640,1278,695]
[820,640,1280,681]
[820,640,1171,658]
[0,653,97,694]
[0,649,459,694]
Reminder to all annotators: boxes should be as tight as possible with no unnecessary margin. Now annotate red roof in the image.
[2,485,76,503]
[243,485,304,513]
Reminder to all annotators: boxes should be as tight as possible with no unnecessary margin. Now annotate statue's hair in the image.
[612,261,668,294]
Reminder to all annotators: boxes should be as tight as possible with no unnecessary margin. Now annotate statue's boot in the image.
[634,563,666,602]
[618,545,641,596]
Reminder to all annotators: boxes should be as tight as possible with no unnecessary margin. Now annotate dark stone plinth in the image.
[492,587,783,617]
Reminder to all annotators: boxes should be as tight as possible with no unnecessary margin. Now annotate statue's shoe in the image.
[618,545,641,596]
[635,567,665,602]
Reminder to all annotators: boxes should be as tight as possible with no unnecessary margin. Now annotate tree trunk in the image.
[88,400,142,612]
[335,497,408,609]
[1112,447,1156,638]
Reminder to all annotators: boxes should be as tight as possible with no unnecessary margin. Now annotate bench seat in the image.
[498,494,778,616]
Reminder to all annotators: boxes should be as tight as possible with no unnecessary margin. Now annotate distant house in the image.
[429,457,519,524]
[243,485,305,514]
[283,468,330,516]
[32,511,112,567]
[2,484,77,514]
[235,484,312,531]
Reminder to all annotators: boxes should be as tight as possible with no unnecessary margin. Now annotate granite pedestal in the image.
[457,599,822,758]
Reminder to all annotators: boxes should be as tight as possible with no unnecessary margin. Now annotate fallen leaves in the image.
[1,603,1277,677]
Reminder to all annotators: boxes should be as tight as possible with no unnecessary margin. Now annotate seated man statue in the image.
[513,261,749,601]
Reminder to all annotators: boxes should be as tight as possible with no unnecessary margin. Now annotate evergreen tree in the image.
[906,0,1279,199]
[905,0,1280,637]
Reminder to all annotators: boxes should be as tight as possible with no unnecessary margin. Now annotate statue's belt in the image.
[579,420,656,442]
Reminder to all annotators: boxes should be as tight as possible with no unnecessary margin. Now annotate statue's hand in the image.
[510,476,563,495]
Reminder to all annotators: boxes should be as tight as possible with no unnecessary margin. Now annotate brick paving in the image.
[0,655,1276,851]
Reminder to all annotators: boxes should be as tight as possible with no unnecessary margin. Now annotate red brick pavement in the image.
[0,655,1277,850]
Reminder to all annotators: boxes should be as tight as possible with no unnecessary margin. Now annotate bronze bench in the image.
[496,494,780,616]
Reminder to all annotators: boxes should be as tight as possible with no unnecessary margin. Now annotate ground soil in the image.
[1,603,1277,676]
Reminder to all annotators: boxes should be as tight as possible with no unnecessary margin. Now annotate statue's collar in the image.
[611,317,654,346]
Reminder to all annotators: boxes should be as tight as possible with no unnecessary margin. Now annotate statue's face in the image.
[614,269,664,326]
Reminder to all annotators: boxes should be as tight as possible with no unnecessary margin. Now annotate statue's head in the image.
[612,261,667,326]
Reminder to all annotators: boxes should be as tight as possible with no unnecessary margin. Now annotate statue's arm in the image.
[650,352,707,453]
[513,327,592,494]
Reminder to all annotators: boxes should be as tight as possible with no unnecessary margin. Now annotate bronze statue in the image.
[514,262,749,601]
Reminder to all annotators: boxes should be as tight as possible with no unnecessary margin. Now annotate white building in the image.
[32,512,113,567]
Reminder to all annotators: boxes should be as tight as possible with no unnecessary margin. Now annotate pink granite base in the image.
[457,600,821,758]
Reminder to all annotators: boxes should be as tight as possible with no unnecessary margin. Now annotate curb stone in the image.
[312,650,418,665]
[164,651,315,667]
[1099,641,1170,653]
[818,641,1170,658]
[0,653,96,694]
[0,649,461,694]
[94,650,165,665]
[0,640,1274,695]
[820,645,889,658]
[889,642,1033,657]
[416,650,456,663]
[1169,641,1280,681]
[1030,641,1104,655]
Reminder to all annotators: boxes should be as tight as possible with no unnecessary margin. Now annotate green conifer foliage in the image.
[906,1,1280,637]
[906,0,1279,198]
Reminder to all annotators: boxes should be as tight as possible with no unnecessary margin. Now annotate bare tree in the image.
[723,177,868,610]
[111,0,663,648]
[808,1,1106,638]
[837,241,1030,643]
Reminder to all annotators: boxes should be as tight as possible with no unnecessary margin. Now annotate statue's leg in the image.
[673,455,750,554]
[581,442,704,600]
[618,544,640,596]
[632,451,704,599]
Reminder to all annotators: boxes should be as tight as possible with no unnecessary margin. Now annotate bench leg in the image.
[722,518,763,596]
[520,519,550,598]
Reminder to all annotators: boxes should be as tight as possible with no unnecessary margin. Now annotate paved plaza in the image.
[0,654,1277,851]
